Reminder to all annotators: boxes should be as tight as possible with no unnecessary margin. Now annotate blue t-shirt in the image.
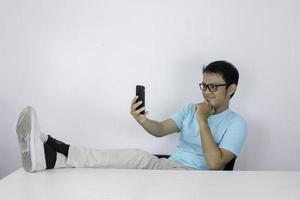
[169,103,247,170]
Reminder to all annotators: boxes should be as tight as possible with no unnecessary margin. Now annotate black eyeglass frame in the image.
[199,83,228,92]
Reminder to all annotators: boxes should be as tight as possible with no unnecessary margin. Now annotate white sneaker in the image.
[15,106,46,172]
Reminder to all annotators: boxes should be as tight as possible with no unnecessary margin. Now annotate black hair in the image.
[202,60,239,98]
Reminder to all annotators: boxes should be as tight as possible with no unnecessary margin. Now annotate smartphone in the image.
[136,85,145,114]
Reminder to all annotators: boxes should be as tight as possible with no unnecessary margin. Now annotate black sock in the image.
[44,143,57,169]
[46,135,70,157]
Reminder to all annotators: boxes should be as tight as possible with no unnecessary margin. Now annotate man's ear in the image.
[227,84,237,96]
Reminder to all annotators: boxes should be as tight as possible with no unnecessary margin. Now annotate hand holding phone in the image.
[130,85,147,124]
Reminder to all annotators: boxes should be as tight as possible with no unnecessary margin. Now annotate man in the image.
[15,60,247,172]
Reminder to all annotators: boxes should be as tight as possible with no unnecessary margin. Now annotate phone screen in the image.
[136,85,145,114]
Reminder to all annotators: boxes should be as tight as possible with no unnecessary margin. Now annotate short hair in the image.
[202,60,239,98]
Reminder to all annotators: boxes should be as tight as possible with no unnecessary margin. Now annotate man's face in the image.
[201,72,231,109]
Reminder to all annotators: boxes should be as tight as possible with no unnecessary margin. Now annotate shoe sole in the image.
[16,106,46,172]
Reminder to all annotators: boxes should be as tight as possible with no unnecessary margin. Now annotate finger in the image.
[131,96,139,107]
[130,109,140,118]
[132,101,143,111]
[195,103,202,110]
[203,101,212,108]
[204,100,210,105]
[206,103,214,112]
[139,110,149,117]
[199,102,206,108]
[134,106,145,115]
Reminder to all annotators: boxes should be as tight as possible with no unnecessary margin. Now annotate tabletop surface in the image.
[1,168,300,200]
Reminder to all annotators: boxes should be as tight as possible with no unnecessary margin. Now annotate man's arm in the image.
[140,118,179,137]
[199,119,235,170]
[196,102,235,170]
[130,96,179,137]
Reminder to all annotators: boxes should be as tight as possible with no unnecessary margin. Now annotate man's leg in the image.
[66,146,190,170]
[43,137,189,170]
[16,106,190,172]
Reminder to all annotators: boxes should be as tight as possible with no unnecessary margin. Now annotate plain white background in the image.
[1,0,300,179]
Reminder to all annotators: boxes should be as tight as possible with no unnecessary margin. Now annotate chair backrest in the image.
[154,154,171,159]
[154,154,236,171]
[222,157,236,171]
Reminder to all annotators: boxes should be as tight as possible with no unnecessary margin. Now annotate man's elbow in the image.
[149,131,164,138]
[154,134,163,138]
[207,161,223,170]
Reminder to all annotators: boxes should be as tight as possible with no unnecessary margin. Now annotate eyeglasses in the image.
[199,83,228,92]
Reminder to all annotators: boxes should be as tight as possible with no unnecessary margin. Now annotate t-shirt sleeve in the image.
[219,116,247,157]
[169,104,190,132]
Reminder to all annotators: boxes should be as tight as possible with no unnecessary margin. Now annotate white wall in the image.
[1,0,300,179]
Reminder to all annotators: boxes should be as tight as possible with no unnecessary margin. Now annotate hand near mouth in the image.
[195,101,215,121]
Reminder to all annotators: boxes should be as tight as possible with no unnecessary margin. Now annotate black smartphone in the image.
[136,85,145,114]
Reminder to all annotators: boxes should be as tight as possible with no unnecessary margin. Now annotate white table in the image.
[1,168,299,200]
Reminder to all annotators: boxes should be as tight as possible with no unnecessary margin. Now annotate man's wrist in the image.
[199,118,208,127]
[139,117,148,126]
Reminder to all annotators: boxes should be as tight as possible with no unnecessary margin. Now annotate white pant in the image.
[55,146,190,170]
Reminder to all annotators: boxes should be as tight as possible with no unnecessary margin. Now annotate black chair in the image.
[154,154,236,171]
